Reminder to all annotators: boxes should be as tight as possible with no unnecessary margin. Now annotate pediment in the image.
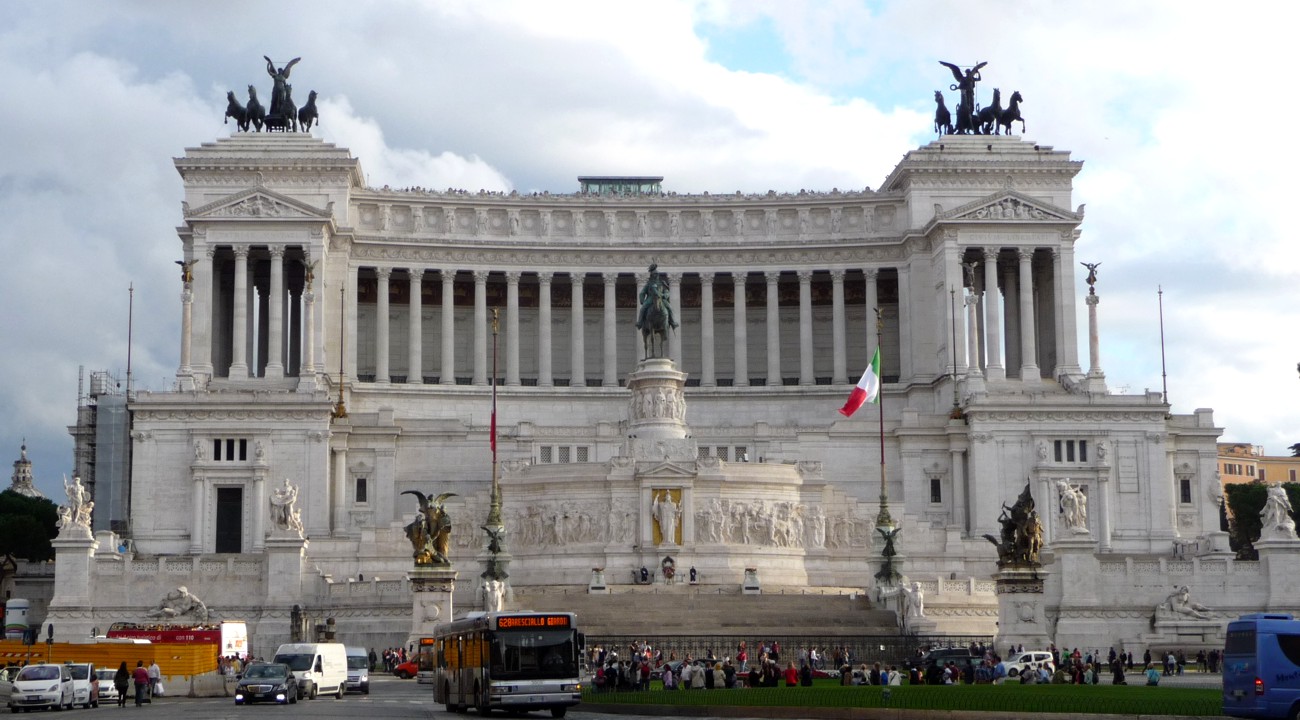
[939,191,1080,223]
[639,461,696,480]
[185,187,331,220]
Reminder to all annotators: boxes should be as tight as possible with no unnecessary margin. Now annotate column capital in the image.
[473,269,490,283]
[732,272,748,287]
[375,267,392,280]
[699,272,714,287]
[1017,247,1035,262]
[537,271,552,287]
[268,246,286,258]
[982,247,1000,262]
[570,272,585,287]
[603,271,619,285]
[408,268,424,282]
[796,269,813,282]
[830,268,846,282]
[863,267,879,280]
[505,270,522,283]
[1050,247,1061,261]
[441,270,456,285]
[232,245,251,258]
[765,270,781,284]
[664,271,682,284]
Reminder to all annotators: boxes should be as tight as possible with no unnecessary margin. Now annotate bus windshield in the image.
[491,629,577,680]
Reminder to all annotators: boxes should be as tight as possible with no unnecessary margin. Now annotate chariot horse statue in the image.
[636,264,678,359]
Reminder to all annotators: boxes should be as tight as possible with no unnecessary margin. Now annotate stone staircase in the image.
[510,586,899,638]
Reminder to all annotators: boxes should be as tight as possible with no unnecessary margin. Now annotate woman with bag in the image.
[113,662,130,708]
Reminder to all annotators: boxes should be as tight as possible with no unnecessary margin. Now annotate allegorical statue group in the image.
[224,56,319,133]
[933,60,1024,136]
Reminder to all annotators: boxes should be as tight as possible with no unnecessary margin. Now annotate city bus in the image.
[433,611,583,718]
[1224,613,1300,719]
[415,636,435,684]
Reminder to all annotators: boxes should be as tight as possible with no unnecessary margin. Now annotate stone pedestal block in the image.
[410,567,456,644]
[742,568,761,595]
[993,567,1051,651]
[626,359,694,459]
[588,568,608,594]
[1255,536,1300,611]
[264,533,309,604]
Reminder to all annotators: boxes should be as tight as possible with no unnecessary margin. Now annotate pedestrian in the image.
[148,659,161,700]
[113,662,130,707]
[132,661,150,706]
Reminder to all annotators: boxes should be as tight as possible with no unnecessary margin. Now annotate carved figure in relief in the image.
[411,207,424,232]
[669,213,680,236]
[1056,479,1089,534]
[702,213,714,236]
[1260,483,1296,537]
[811,506,827,548]
[831,208,842,233]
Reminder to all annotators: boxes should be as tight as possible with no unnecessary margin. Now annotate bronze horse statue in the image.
[224,91,249,131]
[998,91,1025,136]
[976,88,1002,135]
[245,85,266,131]
[933,90,952,136]
[641,293,671,360]
[298,90,319,132]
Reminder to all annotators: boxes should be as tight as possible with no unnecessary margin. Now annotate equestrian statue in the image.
[636,263,678,359]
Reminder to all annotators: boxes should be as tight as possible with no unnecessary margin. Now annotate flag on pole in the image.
[490,409,496,453]
[839,348,881,417]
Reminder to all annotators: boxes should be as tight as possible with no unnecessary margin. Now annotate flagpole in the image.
[875,307,892,528]
[487,308,502,527]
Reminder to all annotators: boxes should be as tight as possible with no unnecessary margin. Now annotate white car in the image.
[95,667,121,703]
[67,662,99,708]
[8,663,75,712]
[1005,650,1056,677]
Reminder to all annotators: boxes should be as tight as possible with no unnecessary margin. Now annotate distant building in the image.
[8,442,45,499]
[66,369,131,533]
[1218,442,1300,486]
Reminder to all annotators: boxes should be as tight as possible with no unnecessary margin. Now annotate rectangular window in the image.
[1054,441,1063,463]
[698,447,710,459]
[735,447,749,462]
[1066,441,1076,463]
[225,438,235,461]
[1259,468,1266,482]
[1291,469,1296,482]
[355,477,368,504]
[213,439,221,461]
[238,439,248,461]
[1179,478,1192,504]
[930,477,943,504]
[1079,441,1088,463]
[539,446,552,464]
[716,447,729,461]
[576,447,589,463]
[558,446,570,463]
[1248,466,1255,477]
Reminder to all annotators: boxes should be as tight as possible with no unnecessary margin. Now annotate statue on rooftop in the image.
[940,60,987,135]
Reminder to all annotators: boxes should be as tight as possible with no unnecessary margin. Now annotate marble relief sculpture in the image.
[269,478,304,535]
[653,491,681,545]
[1156,585,1213,621]
[146,586,210,623]
[1056,479,1089,534]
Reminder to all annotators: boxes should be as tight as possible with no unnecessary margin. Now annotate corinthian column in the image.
[732,272,748,387]
[473,270,488,386]
[570,273,585,387]
[1017,248,1040,381]
[765,270,781,386]
[831,269,846,384]
[700,273,715,387]
[266,247,285,378]
[229,245,250,378]
[538,273,553,386]
[375,267,391,383]
[667,272,683,364]
[797,269,813,385]
[441,271,455,384]
[506,271,521,386]
[178,278,194,389]
[408,269,423,384]
[982,249,1004,380]
[602,273,618,386]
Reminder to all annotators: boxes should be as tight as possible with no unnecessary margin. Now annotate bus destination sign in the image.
[496,615,571,630]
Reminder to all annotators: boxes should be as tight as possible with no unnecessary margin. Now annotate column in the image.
[966,292,981,375]
[473,270,488,386]
[256,279,268,377]
[332,447,348,534]
[440,271,456,384]
[982,249,1005,380]
[1097,474,1112,551]
[764,271,781,386]
[346,264,359,380]
[1002,264,1019,375]
[287,283,301,376]
[831,269,846,384]
[632,272,647,362]
[408,269,423,384]
[732,272,748,387]
[667,273,683,365]
[189,474,204,553]
[570,273,585,387]
[538,273,553,386]
[1087,294,1103,376]
[506,271,521,386]
[1017,248,1040,380]
[375,267,391,383]
[951,448,968,533]
[252,475,265,551]
[864,268,878,354]
[299,277,316,388]
[178,280,193,386]
[797,270,813,385]
[603,272,618,387]
[266,247,285,378]
[897,266,913,380]
[1056,237,1082,374]
[1051,249,1065,379]
[229,245,250,378]
[193,246,214,381]
[699,273,716,387]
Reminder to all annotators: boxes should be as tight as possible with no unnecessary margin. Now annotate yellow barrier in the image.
[0,640,217,678]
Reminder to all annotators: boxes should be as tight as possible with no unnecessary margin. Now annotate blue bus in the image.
[1224,613,1300,719]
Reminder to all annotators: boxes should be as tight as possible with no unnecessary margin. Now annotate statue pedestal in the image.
[1255,535,1300,611]
[588,568,608,594]
[742,568,761,595]
[265,533,309,604]
[626,359,694,459]
[410,567,456,644]
[993,566,1051,651]
[49,530,97,611]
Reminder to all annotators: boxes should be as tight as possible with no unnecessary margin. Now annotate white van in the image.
[345,647,370,694]
[273,642,347,700]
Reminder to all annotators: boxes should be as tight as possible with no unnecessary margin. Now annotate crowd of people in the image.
[588,640,1224,692]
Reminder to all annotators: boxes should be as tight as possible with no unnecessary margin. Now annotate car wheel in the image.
[309,684,317,700]
[1007,668,1019,677]
[336,685,344,700]
[550,709,567,719]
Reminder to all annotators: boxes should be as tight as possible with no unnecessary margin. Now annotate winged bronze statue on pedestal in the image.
[402,490,457,566]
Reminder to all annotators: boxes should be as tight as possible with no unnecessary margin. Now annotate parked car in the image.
[1005,650,1056,677]
[393,660,418,679]
[235,662,299,705]
[67,662,99,708]
[8,663,75,712]
[95,667,120,703]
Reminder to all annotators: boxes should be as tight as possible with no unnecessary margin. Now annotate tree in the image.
[1289,443,1300,458]
[0,490,59,561]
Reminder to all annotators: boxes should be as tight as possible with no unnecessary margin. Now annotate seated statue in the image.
[1157,585,1212,621]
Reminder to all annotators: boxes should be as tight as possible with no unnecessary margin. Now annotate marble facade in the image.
[47,130,1299,658]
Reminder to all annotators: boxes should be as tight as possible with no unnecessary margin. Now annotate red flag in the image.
[490,410,497,453]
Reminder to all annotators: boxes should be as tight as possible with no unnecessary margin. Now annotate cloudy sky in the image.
[2,1,1297,499]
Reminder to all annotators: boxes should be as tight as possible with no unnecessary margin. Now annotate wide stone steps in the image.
[510,587,900,638]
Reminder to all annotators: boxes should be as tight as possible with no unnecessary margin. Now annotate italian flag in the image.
[838,348,881,418]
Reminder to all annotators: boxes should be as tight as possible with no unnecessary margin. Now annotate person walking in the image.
[148,660,161,700]
[132,661,150,706]
[113,662,130,707]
